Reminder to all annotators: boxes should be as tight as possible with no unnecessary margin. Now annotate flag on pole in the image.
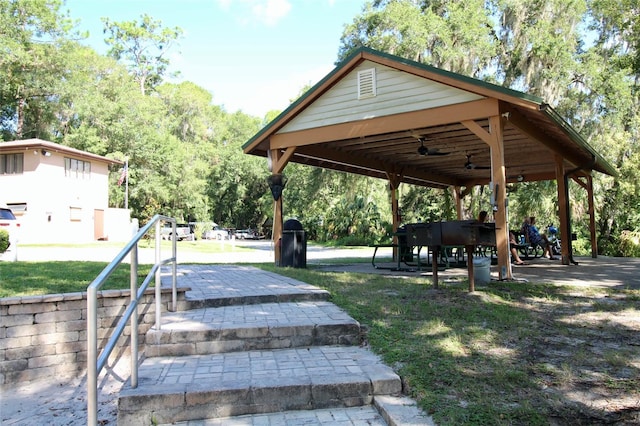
[117,162,128,186]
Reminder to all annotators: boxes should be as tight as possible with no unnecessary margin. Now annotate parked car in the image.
[0,206,20,260]
[160,223,195,241]
[202,226,229,240]
[235,229,259,240]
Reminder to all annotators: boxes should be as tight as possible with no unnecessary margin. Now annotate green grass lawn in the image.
[0,261,153,297]
[260,266,640,425]
[20,239,254,254]
[2,260,638,424]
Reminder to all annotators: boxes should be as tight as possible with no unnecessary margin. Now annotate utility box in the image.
[280,218,306,268]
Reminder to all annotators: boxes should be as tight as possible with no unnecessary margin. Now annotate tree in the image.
[102,14,183,95]
[338,0,497,76]
[0,0,80,139]
[494,0,587,104]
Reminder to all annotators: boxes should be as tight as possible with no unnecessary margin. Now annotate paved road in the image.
[14,240,382,264]
[318,254,640,290]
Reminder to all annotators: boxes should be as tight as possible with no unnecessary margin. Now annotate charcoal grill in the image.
[440,220,496,246]
[404,220,497,291]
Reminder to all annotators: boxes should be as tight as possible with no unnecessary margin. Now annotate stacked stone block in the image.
[0,287,188,385]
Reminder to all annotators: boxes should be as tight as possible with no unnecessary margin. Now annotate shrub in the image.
[0,229,9,253]
[618,230,640,257]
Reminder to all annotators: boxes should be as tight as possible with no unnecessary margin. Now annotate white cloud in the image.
[251,0,292,26]
[215,0,292,26]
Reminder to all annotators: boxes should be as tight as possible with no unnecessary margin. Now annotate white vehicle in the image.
[0,206,20,261]
[203,226,229,240]
[160,223,195,241]
[235,229,259,240]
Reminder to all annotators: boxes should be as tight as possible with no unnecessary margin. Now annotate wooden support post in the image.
[587,175,597,258]
[466,245,475,292]
[555,155,570,265]
[268,147,294,266]
[572,175,597,258]
[463,115,511,280]
[273,196,283,265]
[453,186,463,219]
[386,171,403,262]
[432,245,439,289]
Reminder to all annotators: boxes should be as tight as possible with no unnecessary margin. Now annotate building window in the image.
[0,153,24,174]
[65,157,91,179]
[70,207,82,222]
[7,203,27,217]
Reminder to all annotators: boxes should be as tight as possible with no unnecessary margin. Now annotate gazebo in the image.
[243,47,616,280]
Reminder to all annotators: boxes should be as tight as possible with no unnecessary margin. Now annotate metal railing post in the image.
[86,214,177,425]
[130,243,138,388]
[172,227,178,311]
[87,287,98,426]
[155,220,162,330]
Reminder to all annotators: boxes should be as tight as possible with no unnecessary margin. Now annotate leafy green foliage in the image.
[0,0,80,139]
[0,229,9,253]
[102,13,183,95]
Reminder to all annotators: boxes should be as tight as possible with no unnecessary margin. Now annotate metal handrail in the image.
[87,214,178,426]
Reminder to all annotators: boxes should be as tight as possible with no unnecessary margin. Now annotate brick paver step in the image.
[158,405,388,425]
[156,395,436,426]
[164,265,330,309]
[117,346,401,425]
[146,301,362,357]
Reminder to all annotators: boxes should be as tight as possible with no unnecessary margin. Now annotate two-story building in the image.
[0,138,132,244]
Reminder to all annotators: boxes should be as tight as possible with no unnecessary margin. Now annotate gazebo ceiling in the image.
[244,48,616,189]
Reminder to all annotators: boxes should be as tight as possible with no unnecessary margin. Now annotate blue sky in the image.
[65,0,367,118]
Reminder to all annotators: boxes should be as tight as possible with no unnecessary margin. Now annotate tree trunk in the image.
[16,97,25,139]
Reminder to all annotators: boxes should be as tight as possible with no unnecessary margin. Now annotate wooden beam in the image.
[503,106,588,169]
[298,145,460,187]
[271,98,500,149]
[273,146,296,174]
[461,119,493,145]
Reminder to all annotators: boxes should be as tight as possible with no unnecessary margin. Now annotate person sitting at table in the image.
[509,231,527,265]
[522,216,557,260]
[477,210,488,223]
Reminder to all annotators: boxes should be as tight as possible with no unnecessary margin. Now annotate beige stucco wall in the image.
[1,143,130,245]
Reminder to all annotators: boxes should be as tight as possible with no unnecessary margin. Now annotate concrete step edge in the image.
[118,347,401,425]
[145,322,363,357]
[183,290,330,309]
[146,301,362,356]
[374,395,436,426]
[156,405,389,425]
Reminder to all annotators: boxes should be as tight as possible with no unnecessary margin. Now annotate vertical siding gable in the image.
[278,61,485,134]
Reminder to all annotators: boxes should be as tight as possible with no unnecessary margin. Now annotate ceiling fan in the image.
[416,137,449,156]
[464,154,491,170]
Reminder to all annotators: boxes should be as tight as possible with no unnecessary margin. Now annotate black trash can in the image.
[395,225,413,263]
[281,218,307,268]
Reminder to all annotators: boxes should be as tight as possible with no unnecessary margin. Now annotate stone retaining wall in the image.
[0,287,188,385]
